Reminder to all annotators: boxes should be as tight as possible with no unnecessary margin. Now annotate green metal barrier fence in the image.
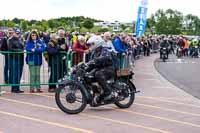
[0,51,132,94]
[0,51,70,86]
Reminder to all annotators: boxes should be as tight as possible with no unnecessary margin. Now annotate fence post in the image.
[83,53,86,63]
[0,86,6,96]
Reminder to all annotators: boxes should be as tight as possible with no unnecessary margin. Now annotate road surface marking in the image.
[103,107,200,128]
[138,96,200,109]
[153,86,173,89]
[6,93,200,128]
[33,93,200,117]
[142,79,161,81]
[81,114,171,133]
[135,103,200,117]
[31,95,200,128]
[0,97,171,133]
[135,71,160,76]
[151,97,195,103]
[0,111,94,133]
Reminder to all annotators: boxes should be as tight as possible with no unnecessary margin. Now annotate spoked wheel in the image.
[115,79,135,108]
[55,82,87,114]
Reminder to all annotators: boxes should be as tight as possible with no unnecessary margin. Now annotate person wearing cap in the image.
[25,30,45,93]
[72,35,89,65]
[113,33,128,54]
[113,33,130,69]
[0,28,14,84]
[8,28,24,93]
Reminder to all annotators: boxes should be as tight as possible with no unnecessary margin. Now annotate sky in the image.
[0,0,199,22]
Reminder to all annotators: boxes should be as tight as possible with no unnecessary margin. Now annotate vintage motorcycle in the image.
[55,61,138,114]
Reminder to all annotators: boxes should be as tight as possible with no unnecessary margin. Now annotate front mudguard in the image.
[58,79,92,103]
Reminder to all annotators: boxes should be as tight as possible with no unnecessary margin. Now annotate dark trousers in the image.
[49,63,60,89]
[9,57,24,91]
[4,54,9,83]
[60,60,67,79]
[95,66,115,95]
[144,47,150,56]
[183,48,188,56]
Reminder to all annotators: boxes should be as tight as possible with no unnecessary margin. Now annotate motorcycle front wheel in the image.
[55,82,87,114]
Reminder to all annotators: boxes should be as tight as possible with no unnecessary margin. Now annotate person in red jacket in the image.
[72,35,89,65]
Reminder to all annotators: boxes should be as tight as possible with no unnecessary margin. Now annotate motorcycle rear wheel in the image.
[115,79,135,108]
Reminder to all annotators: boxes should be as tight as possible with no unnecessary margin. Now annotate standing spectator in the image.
[72,35,89,65]
[25,30,45,93]
[183,38,189,56]
[0,28,14,84]
[143,37,150,56]
[57,27,68,79]
[72,32,78,45]
[102,32,116,52]
[47,35,61,92]
[42,31,51,45]
[8,28,24,93]
[168,37,175,54]
[113,33,128,54]
[67,32,73,47]
[113,33,129,69]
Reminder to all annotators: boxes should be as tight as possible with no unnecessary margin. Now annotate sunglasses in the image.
[31,34,37,37]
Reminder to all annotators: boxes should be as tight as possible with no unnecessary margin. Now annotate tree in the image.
[21,20,28,31]
[147,14,156,33]
[82,20,94,30]
[12,18,20,24]
[48,19,56,29]
[120,24,127,31]
[184,14,200,35]
[98,28,109,33]
[148,9,183,35]
[0,21,4,27]
[6,20,15,27]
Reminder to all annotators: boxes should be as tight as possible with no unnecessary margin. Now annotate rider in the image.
[160,37,169,59]
[85,36,115,102]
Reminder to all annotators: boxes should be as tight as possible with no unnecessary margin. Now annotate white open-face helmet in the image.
[87,35,105,51]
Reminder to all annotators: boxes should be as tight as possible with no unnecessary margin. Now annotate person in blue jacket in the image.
[26,30,45,93]
[113,33,129,69]
[113,33,128,54]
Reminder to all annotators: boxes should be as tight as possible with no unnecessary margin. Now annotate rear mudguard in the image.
[117,77,137,93]
[128,80,138,93]
[118,71,134,80]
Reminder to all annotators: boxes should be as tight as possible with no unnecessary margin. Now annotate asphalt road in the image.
[1,54,200,133]
[155,54,200,99]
